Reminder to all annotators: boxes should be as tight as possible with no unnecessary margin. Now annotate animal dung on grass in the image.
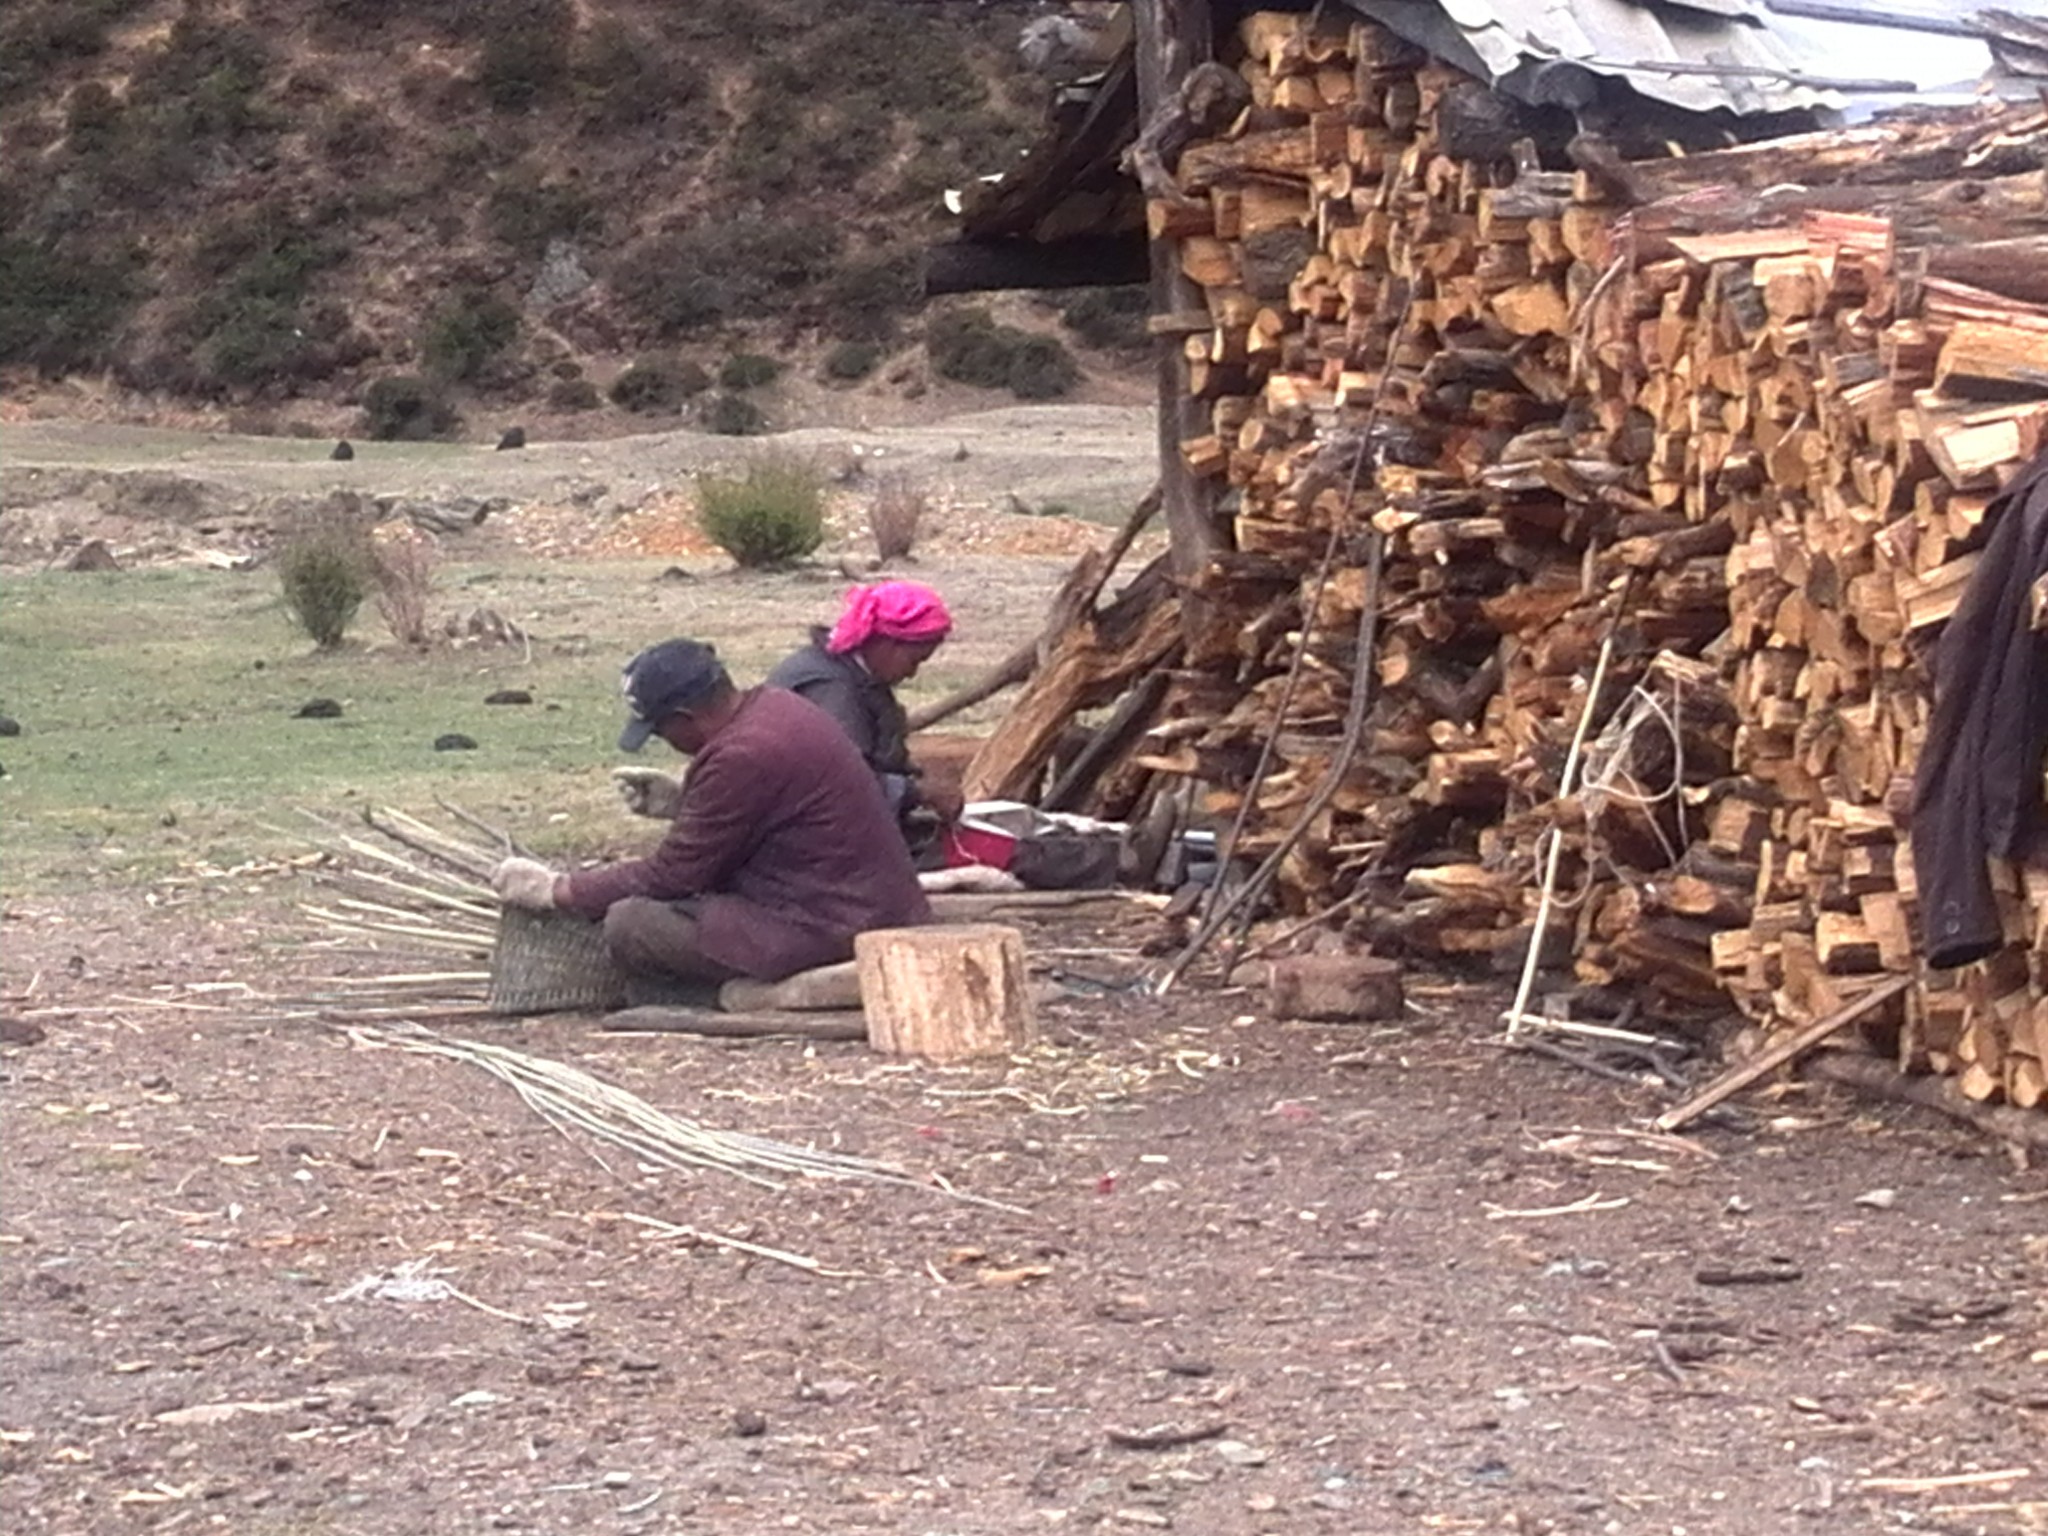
[433,733,479,752]
[496,426,527,451]
[295,698,344,719]
[483,689,533,706]
[330,439,355,461]
[0,715,19,737]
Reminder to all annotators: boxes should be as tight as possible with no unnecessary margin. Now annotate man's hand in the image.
[612,766,684,820]
[491,856,559,911]
[921,782,966,824]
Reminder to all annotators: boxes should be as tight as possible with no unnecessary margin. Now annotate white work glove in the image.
[612,766,684,820]
[491,856,559,911]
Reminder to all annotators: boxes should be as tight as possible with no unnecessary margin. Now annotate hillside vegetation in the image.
[0,0,1143,434]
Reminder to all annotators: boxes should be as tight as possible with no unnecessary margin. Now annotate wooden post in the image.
[855,924,1036,1061]
[1132,0,1221,637]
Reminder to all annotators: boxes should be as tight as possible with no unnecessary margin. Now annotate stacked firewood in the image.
[1568,152,2048,1107]
[1112,10,1750,1001]
[966,10,2048,1105]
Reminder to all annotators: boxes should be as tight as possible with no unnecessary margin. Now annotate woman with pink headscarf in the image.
[765,581,956,851]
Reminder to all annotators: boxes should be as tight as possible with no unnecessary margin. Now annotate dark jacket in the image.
[1912,449,2048,970]
[558,687,930,978]
[765,630,915,813]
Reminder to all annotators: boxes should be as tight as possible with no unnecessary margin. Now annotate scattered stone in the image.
[656,566,697,583]
[798,1377,858,1405]
[0,715,18,737]
[1165,1357,1215,1378]
[731,1409,767,1438]
[294,698,343,719]
[483,689,533,706]
[1854,1188,1898,1210]
[331,439,355,461]
[0,1016,48,1047]
[618,1358,662,1373]
[65,539,121,572]
[496,426,527,451]
[951,442,970,461]
[433,733,478,752]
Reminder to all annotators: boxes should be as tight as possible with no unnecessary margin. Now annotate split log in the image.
[1267,954,1404,1021]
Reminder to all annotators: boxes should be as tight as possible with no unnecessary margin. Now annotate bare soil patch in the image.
[2,887,2044,1536]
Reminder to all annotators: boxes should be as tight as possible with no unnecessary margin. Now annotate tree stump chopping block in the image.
[855,924,1035,1061]
[1268,955,1404,1022]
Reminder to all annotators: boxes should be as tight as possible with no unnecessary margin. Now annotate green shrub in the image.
[485,168,596,255]
[313,100,392,168]
[822,341,882,382]
[0,236,139,376]
[609,356,708,413]
[696,457,824,568]
[422,289,520,382]
[611,217,842,335]
[928,307,1078,399]
[474,0,573,110]
[703,392,767,437]
[0,0,149,98]
[178,206,347,391]
[1006,333,1082,399]
[547,378,601,411]
[360,375,459,440]
[1058,285,1150,351]
[718,353,781,390]
[64,81,123,155]
[278,508,374,650]
[572,19,706,131]
[821,251,920,344]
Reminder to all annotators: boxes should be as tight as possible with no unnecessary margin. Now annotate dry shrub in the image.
[868,474,928,563]
[370,524,438,647]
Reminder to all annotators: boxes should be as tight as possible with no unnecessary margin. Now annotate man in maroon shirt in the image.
[490,638,930,995]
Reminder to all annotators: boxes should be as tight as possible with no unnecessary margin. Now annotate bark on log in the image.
[856,924,1035,1060]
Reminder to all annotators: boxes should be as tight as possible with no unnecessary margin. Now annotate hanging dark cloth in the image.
[1912,448,2048,970]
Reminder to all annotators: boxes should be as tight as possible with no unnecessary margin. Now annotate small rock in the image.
[1165,1357,1214,1378]
[0,1016,48,1047]
[1214,1439,1268,1468]
[433,733,478,752]
[799,1377,858,1405]
[496,427,527,451]
[330,440,355,462]
[731,1409,767,1438]
[656,566,697,583]
[66,539,121,572]
[617,1358,662,1374]
[1854,1188,1898,1210]
[483,689,533,706]
[294,698,343,719]
[0,715,20,737]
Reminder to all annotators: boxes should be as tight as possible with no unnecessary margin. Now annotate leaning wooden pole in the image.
[1133,0,1220,643]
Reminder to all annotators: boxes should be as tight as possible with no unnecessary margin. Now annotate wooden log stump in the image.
[1268,955,1405,1022]
[855,924,1035,1061]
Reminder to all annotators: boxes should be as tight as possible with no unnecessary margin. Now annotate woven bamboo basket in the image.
[488,907,628,1015]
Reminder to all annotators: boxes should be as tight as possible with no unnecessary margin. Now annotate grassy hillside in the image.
[0,0,1139,434]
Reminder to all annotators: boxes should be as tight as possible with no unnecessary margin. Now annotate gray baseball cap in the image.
[617,639,729,752]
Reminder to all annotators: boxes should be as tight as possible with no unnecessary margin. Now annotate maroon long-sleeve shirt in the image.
[558,687,930,978]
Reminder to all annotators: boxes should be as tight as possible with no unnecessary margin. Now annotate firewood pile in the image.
[964,9,2048,1109]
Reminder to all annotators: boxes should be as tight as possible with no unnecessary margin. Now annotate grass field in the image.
[0,556,1040,896]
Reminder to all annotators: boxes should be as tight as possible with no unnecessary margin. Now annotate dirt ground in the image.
[2,883,2044,1536]
[1,409,2045,1535]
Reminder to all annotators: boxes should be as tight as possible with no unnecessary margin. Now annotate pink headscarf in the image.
[825,581,953,655]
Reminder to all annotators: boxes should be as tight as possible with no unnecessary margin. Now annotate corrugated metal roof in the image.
[1343,0,1840,115]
